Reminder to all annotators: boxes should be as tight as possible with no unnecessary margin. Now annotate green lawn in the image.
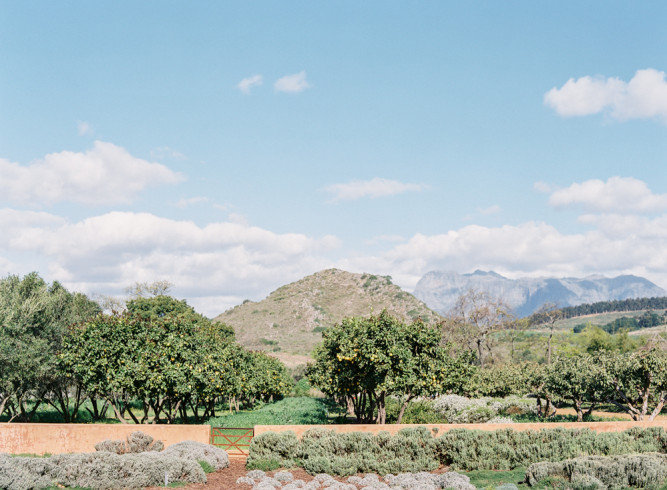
[206,396,345,427]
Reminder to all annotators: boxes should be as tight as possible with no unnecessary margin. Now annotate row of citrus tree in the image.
[306,310,667,423]
[0,273,292,424]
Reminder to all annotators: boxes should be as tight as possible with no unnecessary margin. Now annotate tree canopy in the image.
[307,310,470,423]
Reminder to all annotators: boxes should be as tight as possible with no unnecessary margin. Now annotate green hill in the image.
[213,268,443,358]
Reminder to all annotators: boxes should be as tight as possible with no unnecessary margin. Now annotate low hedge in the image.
[247,426,667,475]
[526,453,667,488]
[438,426,667,470]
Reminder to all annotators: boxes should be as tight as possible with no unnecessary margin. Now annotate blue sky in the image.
[1,1,667,316]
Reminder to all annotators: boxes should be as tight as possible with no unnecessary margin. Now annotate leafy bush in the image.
[526,453,667,488]
[437,426,667,471]
[0,451,206,490]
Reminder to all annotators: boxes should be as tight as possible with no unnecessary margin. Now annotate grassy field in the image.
[207,396,345,427]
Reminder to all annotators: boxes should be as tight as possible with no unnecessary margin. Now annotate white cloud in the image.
[238,74,263,94]
[548,177,667,214]
[340,220,667,293]
[274,71,311,93]
[174,197,209,208]
[479,205,500,215]
[544,68,667,121]
[364,234,406,246]
[325,178,427,202]
[150,146,186,160]
[0,141,184,206]
[77,121,92,136]
[0,210,340,316]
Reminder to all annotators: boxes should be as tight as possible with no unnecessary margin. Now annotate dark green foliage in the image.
[437,426,667,471]
[573,311,665,335]
[290,378,311,397]
[308,310,467,424]
[385,398,446,424]
[559,297,667,319]
[0,273,101,422]
[197,461,215,473]
[526,453,667,488]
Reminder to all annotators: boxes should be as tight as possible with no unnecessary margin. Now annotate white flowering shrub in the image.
[432,394,536,423]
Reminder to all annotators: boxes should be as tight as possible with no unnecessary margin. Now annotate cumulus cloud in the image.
[325,178,427,202]
[548,177,667,214]
[0,210,340,316]
[544,68,667,121]
[0,141,184,206]
[238,74,263,94]
[274,71,310,93]
[340,220,667,293]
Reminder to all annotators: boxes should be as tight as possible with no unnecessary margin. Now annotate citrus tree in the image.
[307,310,465,424]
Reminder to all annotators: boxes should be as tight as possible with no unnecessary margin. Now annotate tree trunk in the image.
[396,393,414,424]
[649,392,667,421]
[375,392,386,424]
[574,399,583,422]
[109,398,129,424]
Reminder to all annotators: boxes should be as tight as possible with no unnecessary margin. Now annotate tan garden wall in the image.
[255,420,667,439]
[0,423,210,455]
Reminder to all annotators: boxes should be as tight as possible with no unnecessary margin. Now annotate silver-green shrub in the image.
[526,453,667,488]
[432,394,536,423]
[247,430,299,470]
[94,430,164,454]
[0,453,55,490]
[437,426,667,471]
[0,451,206,489]
[162,440,229,470]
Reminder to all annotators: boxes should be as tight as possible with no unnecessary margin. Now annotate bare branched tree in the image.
[532,302,563,364]
[445,289,512,367]
[125,280,173,299]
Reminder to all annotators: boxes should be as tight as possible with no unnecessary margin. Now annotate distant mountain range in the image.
[413,270,667,317]
[214,268,442,358]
